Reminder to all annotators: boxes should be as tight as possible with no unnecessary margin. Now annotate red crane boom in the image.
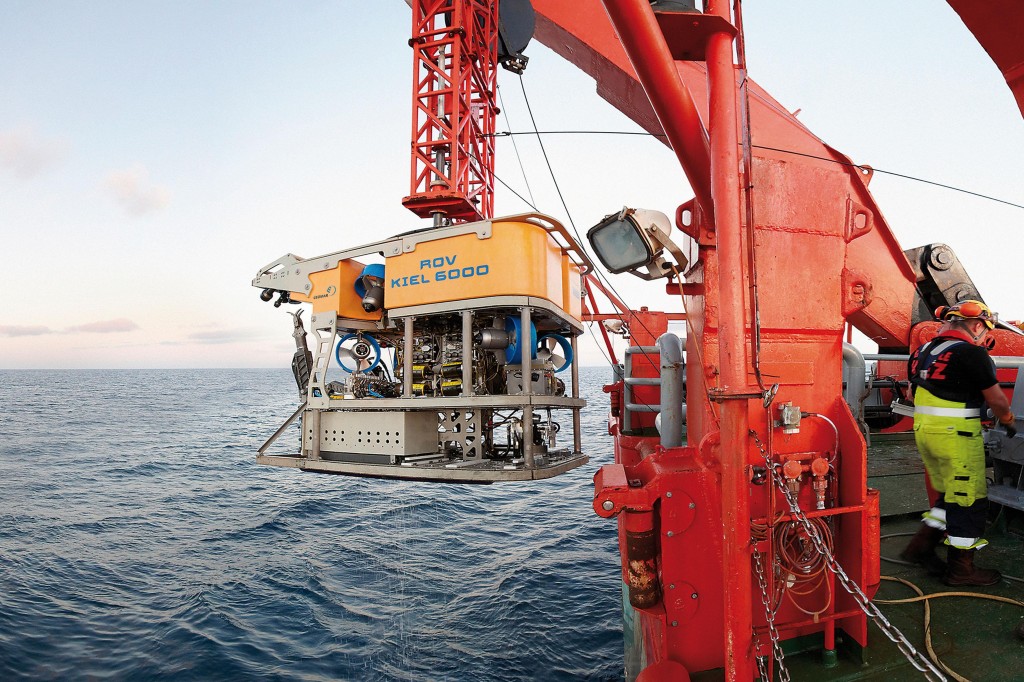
[402,0,499,223]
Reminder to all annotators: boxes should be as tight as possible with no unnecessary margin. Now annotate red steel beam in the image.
[704,1,753,679]
[594,1,714,219]
[529,0,924,350]
[948,0,1024,119]
[598,2,753,678]
[403,0,498,222]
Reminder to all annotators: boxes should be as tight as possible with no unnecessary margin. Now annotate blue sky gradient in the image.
[1,1,1022,368]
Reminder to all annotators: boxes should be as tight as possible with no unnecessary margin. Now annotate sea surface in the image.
[0,368,623,681]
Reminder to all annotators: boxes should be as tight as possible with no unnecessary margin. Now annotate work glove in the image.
[1000,414,1018,438]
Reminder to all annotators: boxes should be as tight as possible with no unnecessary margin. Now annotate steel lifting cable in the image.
[586,325,615,367]
[513,74,676,413]
[497,84,537,209]
[496,81,650,404]
[493,171,539,212]
[490,131,1024,213]
[516,76,665,352]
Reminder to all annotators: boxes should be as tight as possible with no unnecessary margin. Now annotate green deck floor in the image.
[780,515,1024,682]
[693,433,1024,681]
[783,433,1024,681]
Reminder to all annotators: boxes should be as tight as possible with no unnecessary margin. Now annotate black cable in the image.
[516,77,583,242]
[514,76,673,394]
[497,85,537,208]
[512,79,671,421]
[493,171,538,212]
[514,77,674,355]
[490,130,1024,211]
[586,322,614,368]
[512,80,631,372]
[752,144,1024,211]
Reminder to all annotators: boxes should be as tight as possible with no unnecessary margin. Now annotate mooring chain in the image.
[752,546,791,682]
[748,430,949,682]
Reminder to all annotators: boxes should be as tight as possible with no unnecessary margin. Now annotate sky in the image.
[1,1,1022,369]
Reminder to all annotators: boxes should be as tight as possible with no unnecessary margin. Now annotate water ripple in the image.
[0,368,623,681]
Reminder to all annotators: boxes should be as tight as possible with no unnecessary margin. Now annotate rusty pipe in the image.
[623,509,661,609]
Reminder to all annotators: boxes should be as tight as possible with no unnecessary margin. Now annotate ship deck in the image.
[693,433,1024,682]
[778,514,1024,682]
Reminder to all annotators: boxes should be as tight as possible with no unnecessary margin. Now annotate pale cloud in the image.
[187,329,248,344]
[0,325,54,337]
[0,126,67,178]
[66,318,140,333]
[103,164,171,216]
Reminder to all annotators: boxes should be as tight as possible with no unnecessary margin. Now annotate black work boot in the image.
[899,524,946,576]
[944,547,1001,587]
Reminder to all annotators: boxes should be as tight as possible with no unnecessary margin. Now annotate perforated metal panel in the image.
[308,410,438,456]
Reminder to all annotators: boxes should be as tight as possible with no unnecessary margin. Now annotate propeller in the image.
[335,332,382,374]
[536,333,573,372]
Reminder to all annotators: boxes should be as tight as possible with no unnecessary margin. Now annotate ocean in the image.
[0,367,623,681]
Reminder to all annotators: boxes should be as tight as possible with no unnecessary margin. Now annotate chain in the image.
[753,546,791,682]
[755,654,770,682]
[748,430,948,682]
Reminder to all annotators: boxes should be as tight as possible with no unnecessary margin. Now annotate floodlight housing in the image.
[586,207,686,280]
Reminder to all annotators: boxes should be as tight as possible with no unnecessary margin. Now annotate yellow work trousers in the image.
[913,388,987,508]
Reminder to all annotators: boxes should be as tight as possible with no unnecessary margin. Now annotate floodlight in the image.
[586,207,687,280]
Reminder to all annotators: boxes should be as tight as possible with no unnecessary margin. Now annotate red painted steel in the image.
[948,0,1024,118]
[393,1,1024,679]
[528,1,881,676]
[530,1,930,351]
[403,0,497,221]
[703,1,753,677]
[591,1,713,217]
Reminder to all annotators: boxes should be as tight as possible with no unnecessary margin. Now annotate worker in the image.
[899,300,1016,586]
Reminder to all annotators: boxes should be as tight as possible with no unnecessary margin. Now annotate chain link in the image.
[755,654,770,682]
[753,546,791,682]
[748,430,948,682]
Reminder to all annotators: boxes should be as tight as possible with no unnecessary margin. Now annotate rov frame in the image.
[254,213,592,483]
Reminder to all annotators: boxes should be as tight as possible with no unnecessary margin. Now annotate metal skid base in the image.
[258,395,588,484]
[256,451,589,483]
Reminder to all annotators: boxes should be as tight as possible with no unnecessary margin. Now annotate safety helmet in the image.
[934,300,997,329]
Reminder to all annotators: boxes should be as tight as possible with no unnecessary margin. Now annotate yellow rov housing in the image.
[252,213,592,483]
[384,217,583,320]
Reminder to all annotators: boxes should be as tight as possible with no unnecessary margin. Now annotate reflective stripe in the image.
[946,536,989,550]
[922,508,947,530]
[914,405,981,418]
[926,339,963,357]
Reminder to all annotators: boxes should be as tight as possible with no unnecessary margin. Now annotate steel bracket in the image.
[593,464,654,518]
